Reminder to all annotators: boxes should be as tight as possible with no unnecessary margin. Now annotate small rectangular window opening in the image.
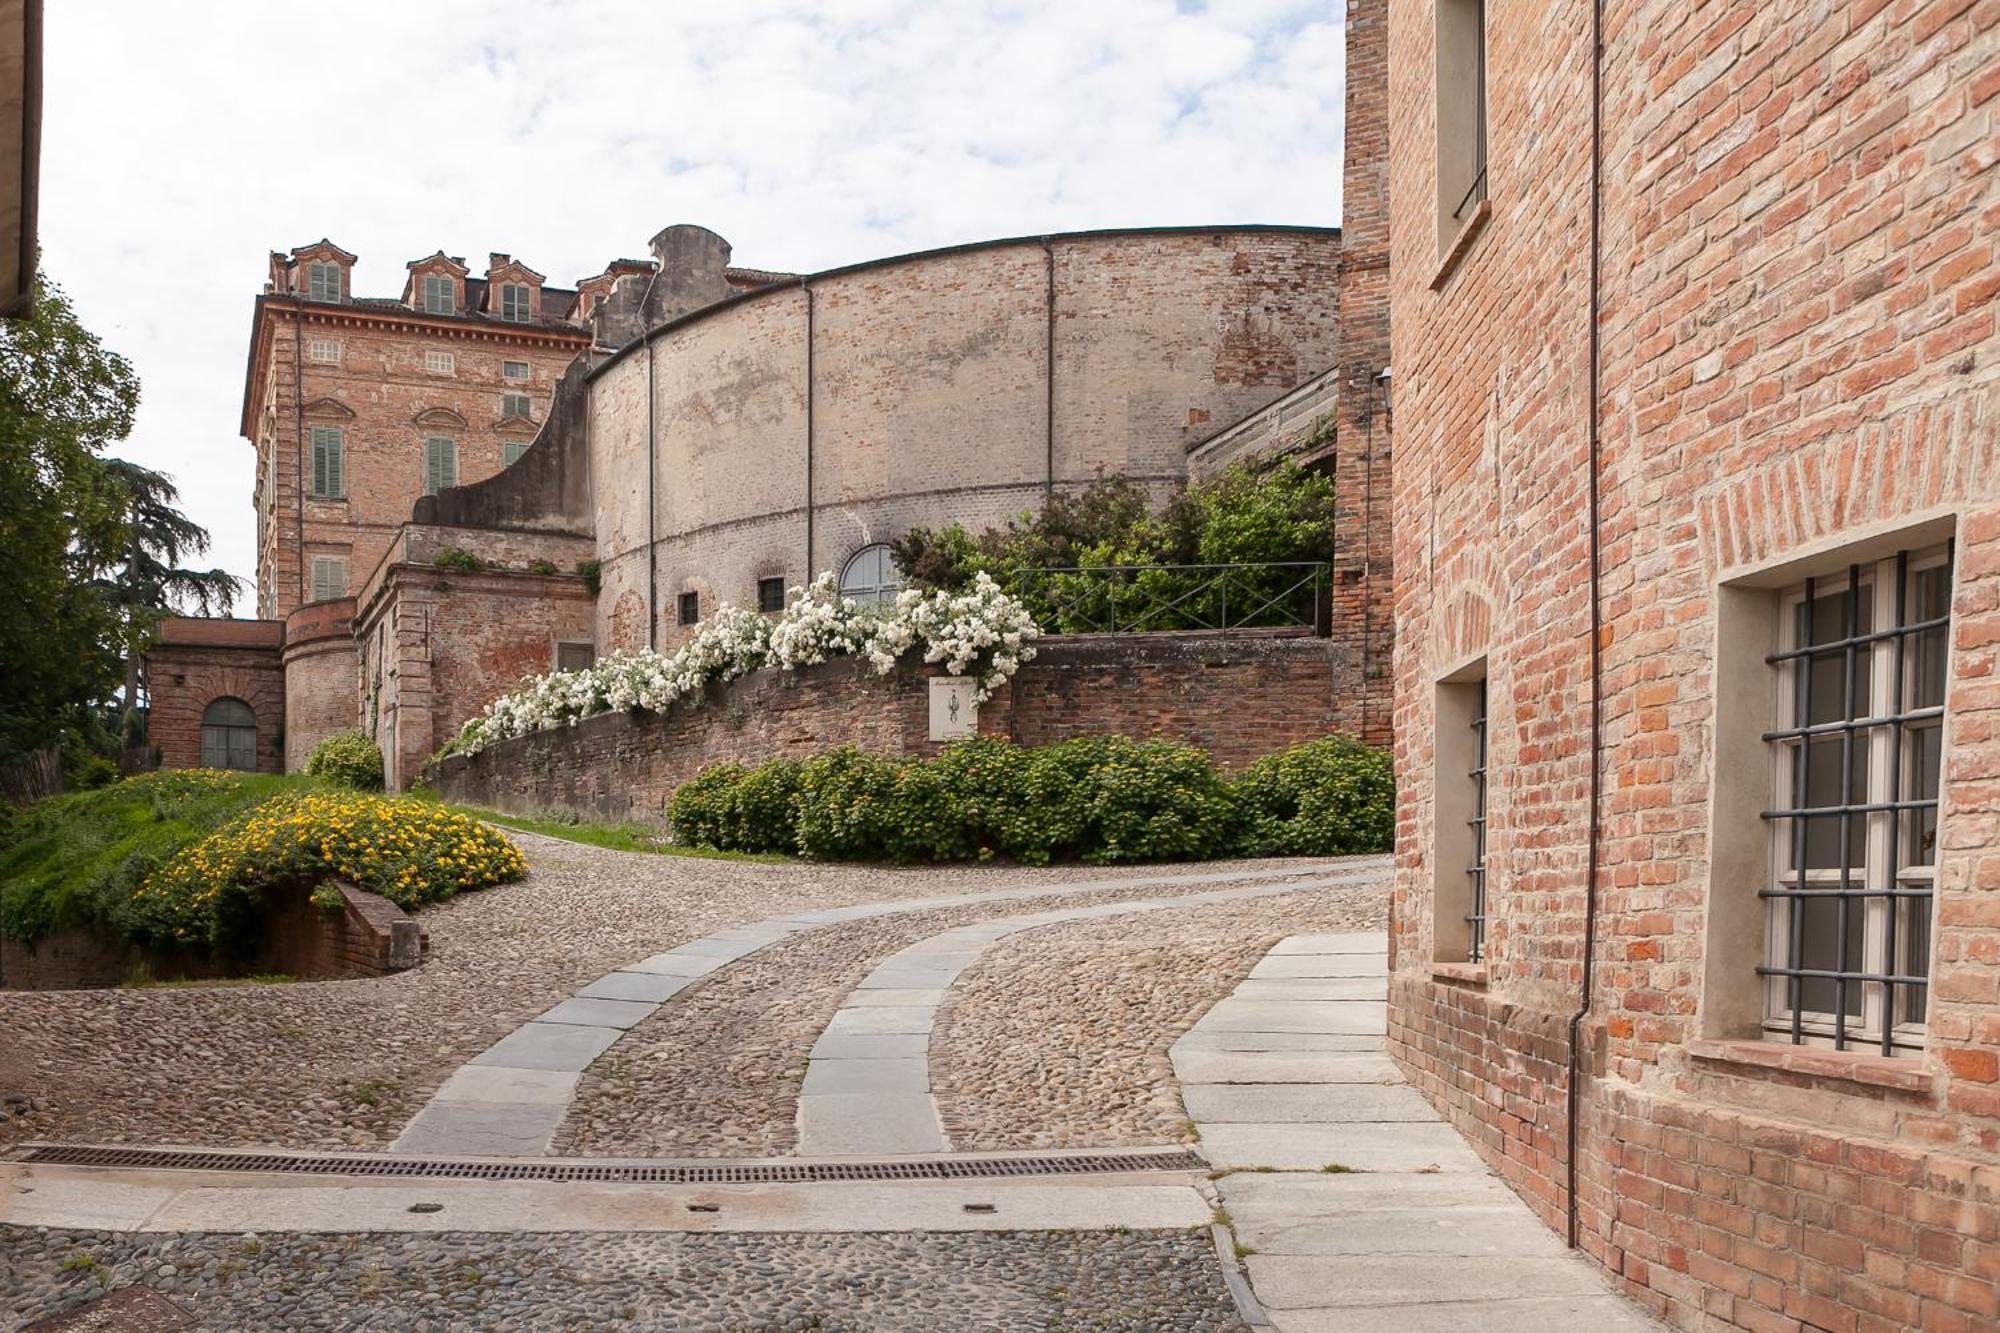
[501,393,532,420]
[678,591,700,625]
[758,577,787,613]
[424,350,455,375]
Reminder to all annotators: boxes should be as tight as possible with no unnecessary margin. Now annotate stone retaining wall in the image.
[434,630,1356,824]
[0,881,426,991]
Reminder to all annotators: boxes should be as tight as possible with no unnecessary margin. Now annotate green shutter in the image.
[311,427,344,498]
[503,441,529,467]
[426,437,457,494]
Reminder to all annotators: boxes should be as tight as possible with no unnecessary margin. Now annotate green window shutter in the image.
[426,437,457,494]
[310,427,344,498]
[502,441,529,467]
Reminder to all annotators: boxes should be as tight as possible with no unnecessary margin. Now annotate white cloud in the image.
[42,0,1345,594]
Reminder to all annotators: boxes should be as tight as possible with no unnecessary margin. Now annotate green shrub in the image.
[304,730,384,791]
[666,763,747,852]
[790,748,910,862]
[432,546,482,572]
[575,558,602,596]
[728,758,804,854]
[1233,734,1394,857]
[1018,735,1239,864]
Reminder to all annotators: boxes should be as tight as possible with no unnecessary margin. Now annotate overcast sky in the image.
[44,0,1346,601]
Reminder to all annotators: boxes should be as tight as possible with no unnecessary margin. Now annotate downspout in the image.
[804,278,815,576]
[293,296,306,613]
[1043,238,1056,500]
[1565,0,1605,1252]
[638,267,661,651]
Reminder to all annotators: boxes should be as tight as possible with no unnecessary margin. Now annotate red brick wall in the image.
[0,881,424,990]
[144,622,286,774]
[1385,0,2000,1327]
[433,632,1357,822]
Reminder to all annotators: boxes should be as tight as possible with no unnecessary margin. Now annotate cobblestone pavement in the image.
[934,881,1385,1151]
[0,837,1323,1153]
[552,873,1324,1157]
[0,1227,1248,1332]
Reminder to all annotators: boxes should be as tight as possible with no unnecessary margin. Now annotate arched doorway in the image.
[200,697,258,771]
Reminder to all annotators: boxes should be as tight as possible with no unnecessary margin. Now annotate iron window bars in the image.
[1758,544,1951,1055]
[1468,678,1489,962]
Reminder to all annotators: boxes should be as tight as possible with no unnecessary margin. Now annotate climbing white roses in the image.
[448,571,1041,756]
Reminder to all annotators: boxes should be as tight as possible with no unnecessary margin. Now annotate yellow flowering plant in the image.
[132,789,526,946]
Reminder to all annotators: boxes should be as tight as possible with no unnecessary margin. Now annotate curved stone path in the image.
[392,862,1358,1157]
[795,870,1383,1157]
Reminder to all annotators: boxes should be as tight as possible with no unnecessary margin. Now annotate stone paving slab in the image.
[575,971,697,1003]
[622,952,731,978]
[1197,1121,1489,1173]
[799,1057,930,1096]
[844,988,948,1008]
[1232,977,1387,1001]
[810,1033,931,1061]
[389,1102,568,1157]
[794,1093,947,1156]
[1250,954,1389,979]
[1176,931,1662,1331]
[468,1022,624,1073]
[822,1007,934,1036]
[537,997,661,1031]
[1180,1082,1436,1124]
[430,1066,579,1107]
[1170,1050,1403,1085]
[1269,932,1388,955]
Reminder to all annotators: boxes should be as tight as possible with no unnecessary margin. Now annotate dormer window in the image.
[307,263,343,302]
[499,284,531,322]
[422,275,455,316]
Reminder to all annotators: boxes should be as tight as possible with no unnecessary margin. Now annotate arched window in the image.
[200,698,258,771]
[839,544,904,610]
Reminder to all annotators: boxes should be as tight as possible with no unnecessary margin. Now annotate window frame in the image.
[757,576,787,613]
[422,274,455,316]
[502,360,531,381]
[838,544,904,610]
[309,554,348,603]
[499,284,532,322]
[1433,0,1491,259]
[501,440,530,468]
[307,338,341,365]
[677,591,700,625]
[423,349,456,375]
[306,263,342,302]
[1432,658,1490,966]
[1758,544,1953,1056]
[200,697,258,771]
[308,426,346,500]
[501,392,532,421]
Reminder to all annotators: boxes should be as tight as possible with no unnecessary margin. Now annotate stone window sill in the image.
[1429,199,1492,292]
[1430,961,1489,987]
[1685,1038,1935,1095]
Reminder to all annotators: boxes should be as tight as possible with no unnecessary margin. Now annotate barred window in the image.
[1761,545,1952,1054]
[758,576,786,613]
[1467,679,1489,962]
[309,426,345,499]
[678,591,700,625]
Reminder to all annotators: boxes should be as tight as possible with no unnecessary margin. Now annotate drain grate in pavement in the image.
[20,1144,1204,1184]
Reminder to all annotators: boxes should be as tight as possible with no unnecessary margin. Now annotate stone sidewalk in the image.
[1175,932,1663,1332]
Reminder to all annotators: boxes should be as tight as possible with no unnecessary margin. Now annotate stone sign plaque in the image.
[928,676,979,741]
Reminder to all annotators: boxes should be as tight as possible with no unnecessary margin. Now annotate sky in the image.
[43,0,1347,601]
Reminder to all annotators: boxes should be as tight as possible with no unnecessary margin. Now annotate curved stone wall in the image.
[282,598,360,770]
[587,226,1341,651]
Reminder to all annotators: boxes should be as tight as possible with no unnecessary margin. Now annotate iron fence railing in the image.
[1011,562,1330,636]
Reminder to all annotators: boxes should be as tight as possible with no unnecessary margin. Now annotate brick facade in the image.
[144,619,286,774]
[433,631,1354,823]
[1385,0,2000,1328]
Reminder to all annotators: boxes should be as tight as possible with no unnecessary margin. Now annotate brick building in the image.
[151,217,1388,788]
[1384,0,1998,1328]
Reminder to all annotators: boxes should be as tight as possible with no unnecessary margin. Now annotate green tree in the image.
[0,277,138,763]
[94,458,241,717]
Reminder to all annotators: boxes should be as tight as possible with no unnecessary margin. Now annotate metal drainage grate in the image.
[20,1145,1205,1184]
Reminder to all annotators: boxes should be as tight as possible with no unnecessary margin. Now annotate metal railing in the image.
[1011,562,1330,636]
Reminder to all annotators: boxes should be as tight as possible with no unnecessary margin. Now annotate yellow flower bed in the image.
[135,790,526,945]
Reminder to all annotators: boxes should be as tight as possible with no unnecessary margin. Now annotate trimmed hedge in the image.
[304,730,385,791]
[667,734,1389,865]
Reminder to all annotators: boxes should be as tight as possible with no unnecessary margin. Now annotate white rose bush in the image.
[447,571,1041,757]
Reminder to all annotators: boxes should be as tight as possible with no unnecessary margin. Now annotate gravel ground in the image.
[933,864,1388,1150]
[553,870,1323,1158]
[0,1227,1247,1332]
[0,837,1322,1153]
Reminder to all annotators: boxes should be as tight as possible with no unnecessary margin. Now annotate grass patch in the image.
[1320,1162,1359,1173]
[448,804,789,862]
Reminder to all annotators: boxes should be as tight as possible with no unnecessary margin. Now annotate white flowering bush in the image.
[446,571,1041,756]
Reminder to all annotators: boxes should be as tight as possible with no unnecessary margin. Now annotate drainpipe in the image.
[293,296,306,614]
[1043,238,1056,501]
[1565,0,1606,1253]
[638,267,661,651]
[804,278,815,577]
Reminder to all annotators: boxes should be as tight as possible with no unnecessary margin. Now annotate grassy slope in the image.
[0,773,312,942]
[446,804,789,862]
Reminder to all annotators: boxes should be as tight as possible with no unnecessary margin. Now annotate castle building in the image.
[1384,0,1999,1326]
[149,220,1382,788]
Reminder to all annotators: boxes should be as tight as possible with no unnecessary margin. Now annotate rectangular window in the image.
[502,441,530,467]
[307,263,342,302]
[1435,0,1489,248]
[502,360,530,381]
[424,436,458,494]
[309,426,345,499]
[501,393,532,420]
[423,274,455,315]
[309,555,348,603]
[500,284,531,322]
[1433,662,1489,964]
[758,576,787,613]
[308,338,341,364]
[1762,545,1952,1054]
[555,642,595,672]
[678,591,700,625]
[424,349,455,375]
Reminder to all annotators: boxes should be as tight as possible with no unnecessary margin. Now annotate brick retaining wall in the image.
[434,630,1355,824]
